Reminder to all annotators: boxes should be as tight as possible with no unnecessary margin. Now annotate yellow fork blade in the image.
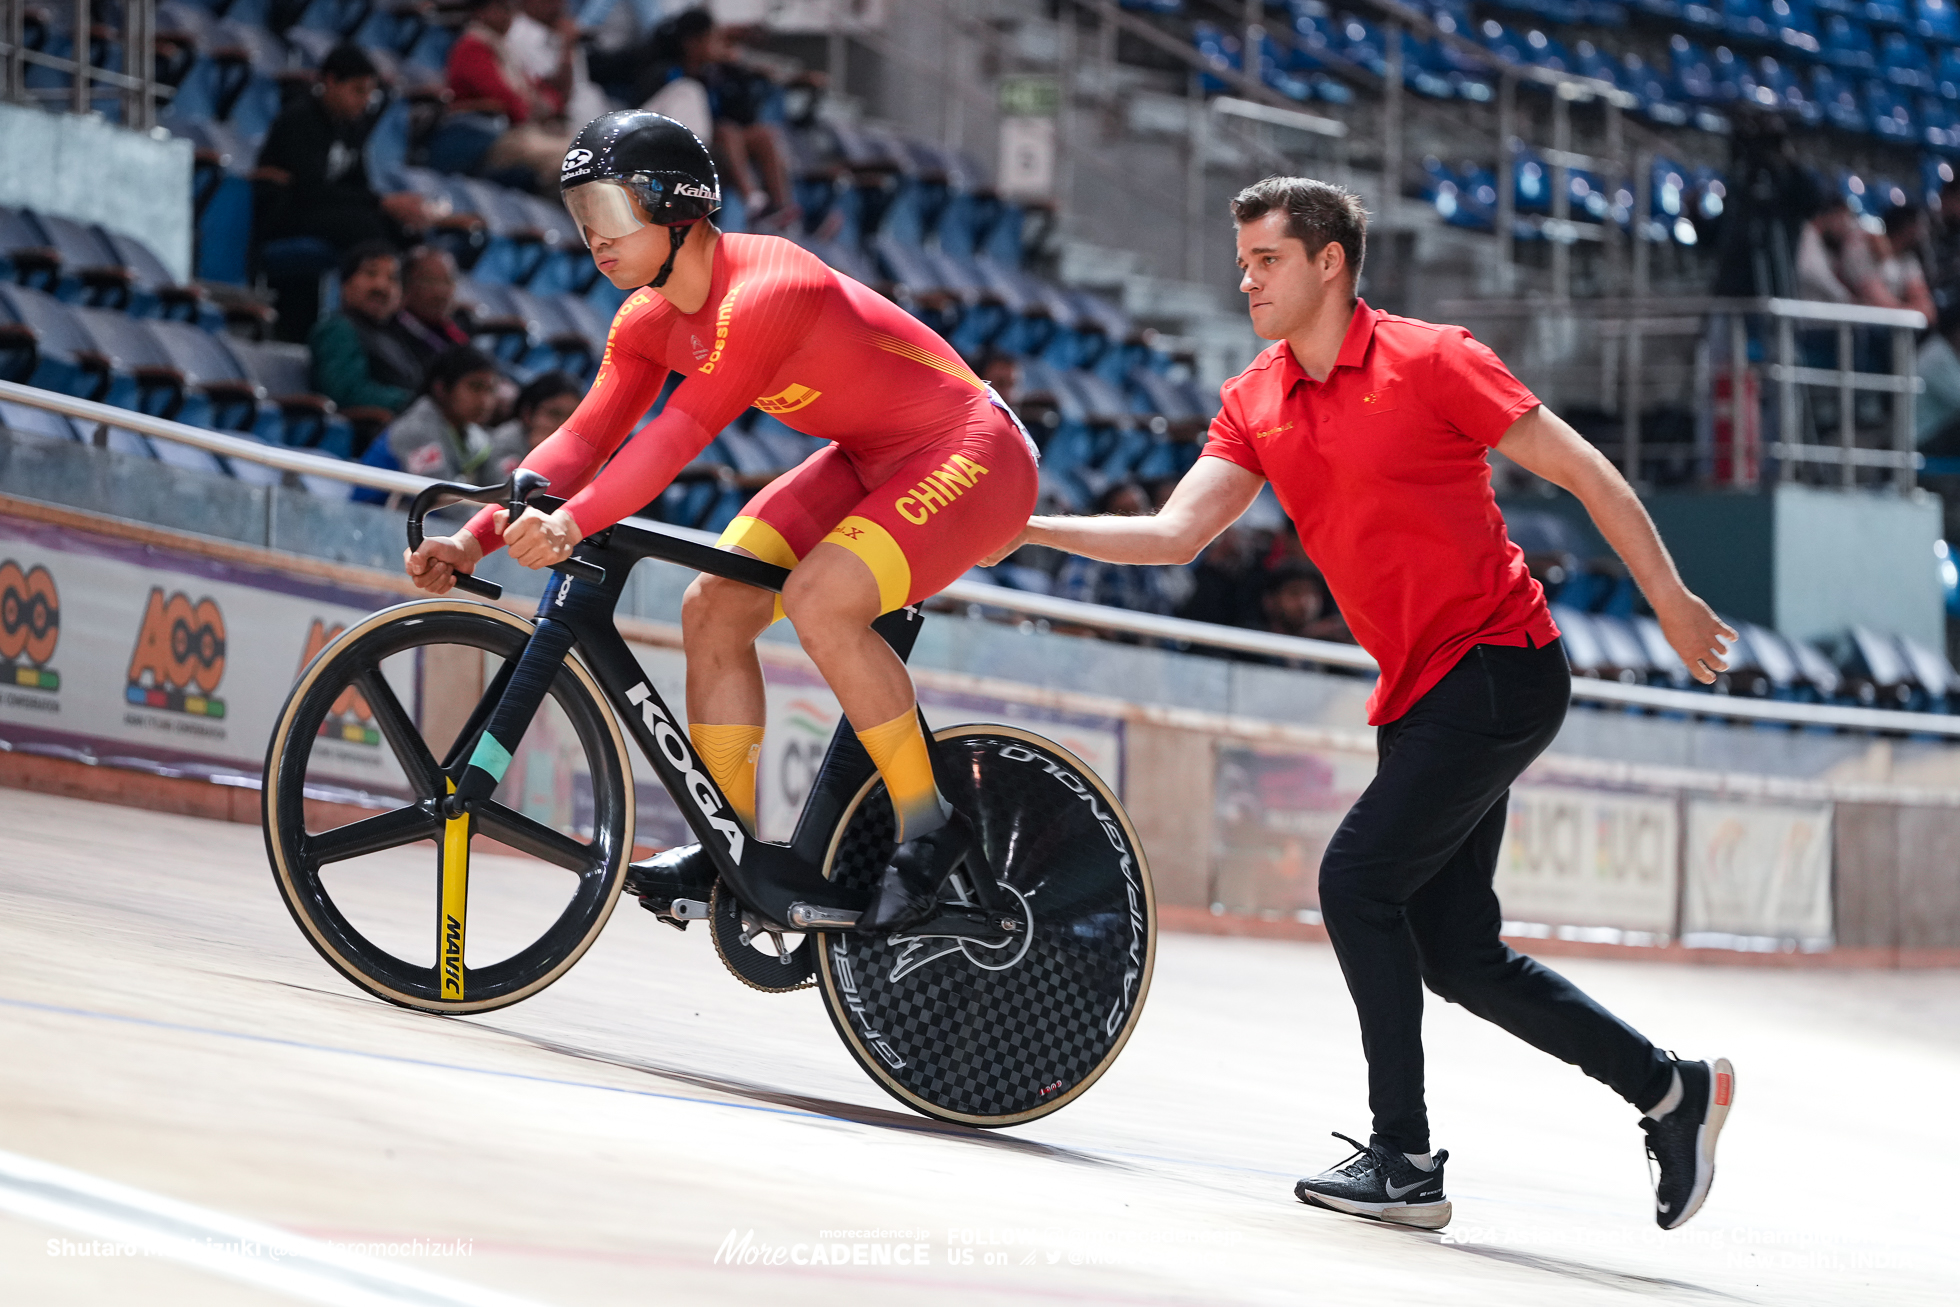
[439,778,469,1001]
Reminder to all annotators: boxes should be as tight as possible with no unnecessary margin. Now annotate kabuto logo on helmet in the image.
[677,181,717,200]
[561,147,594,178]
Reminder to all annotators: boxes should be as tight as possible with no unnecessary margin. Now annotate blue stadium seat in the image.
[0,284,138,403]
[1920,94,1959,146]
[0,399,82,444]
[1866,0,1911,27]
[1867,79,1919,138]
[1769,0,1823,54]
[1820,14,1879,72]
[1670,36,1720,101]
[1936,45,1960,97]
[1754,56,1823,122]
[1878,30,1935,89]
[1918,0,1960,39]
[229,337,356,456]
[1725,0,1775,39]
[1811,66,1874,130]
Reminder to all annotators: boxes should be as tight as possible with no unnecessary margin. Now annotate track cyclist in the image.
[403,111,1038,931]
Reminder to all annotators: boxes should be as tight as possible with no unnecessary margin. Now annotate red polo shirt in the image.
[1202,299,1558,725]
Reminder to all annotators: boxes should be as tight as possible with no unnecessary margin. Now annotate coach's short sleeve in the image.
[1198,385,1266,477]
[1426,327,1541,448]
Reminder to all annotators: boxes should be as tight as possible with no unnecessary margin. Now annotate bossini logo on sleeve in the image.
[0,561,60,694]
[125,587,226,718]
[299,619,378,745]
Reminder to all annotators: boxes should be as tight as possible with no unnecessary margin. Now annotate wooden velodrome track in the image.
[1,788,1954,1306]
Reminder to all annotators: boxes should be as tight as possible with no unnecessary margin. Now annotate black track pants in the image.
[1317,639,1675,1154]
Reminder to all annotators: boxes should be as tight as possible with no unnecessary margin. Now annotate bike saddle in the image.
[860,808,984,934]
[625,844,716,930]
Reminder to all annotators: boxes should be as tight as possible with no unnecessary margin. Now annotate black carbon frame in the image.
[448,502,926,929]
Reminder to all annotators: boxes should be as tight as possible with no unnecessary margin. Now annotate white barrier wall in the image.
[5,501,1958,954]
[0,104,196,283]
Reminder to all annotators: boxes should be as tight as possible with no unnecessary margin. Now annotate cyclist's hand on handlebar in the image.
[498,505,583,570]
[979,526,1032,567]
[404,531,482,595]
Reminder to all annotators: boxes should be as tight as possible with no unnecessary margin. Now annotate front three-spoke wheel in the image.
[262,599,634,1013]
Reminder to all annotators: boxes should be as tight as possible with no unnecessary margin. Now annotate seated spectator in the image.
[1052,482,1181,616]
[254,43,431,339]
[635,8,795,225]
[484,371,583,480]
[359,346,505,487]
[1262,564,1351,645]
[390,247,472,375]
[508,0,611,128]
[1795,198,1859,304]
[1844,203,1938,321]
[1917,304,1960,451]
[1177,525,1265,629]
[309,241,425,422]
[446,0,576,190]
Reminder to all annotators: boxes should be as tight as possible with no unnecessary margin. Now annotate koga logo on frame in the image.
[0,560,60,692]
[125,587,226,717]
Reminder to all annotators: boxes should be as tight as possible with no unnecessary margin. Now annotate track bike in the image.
[262,472,1156,1126]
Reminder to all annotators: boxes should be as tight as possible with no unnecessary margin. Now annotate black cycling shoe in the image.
[1294,1132,1451,1230]
[624,843,715,929]
[859,809,978,934]
[1642,1057,1735,1230]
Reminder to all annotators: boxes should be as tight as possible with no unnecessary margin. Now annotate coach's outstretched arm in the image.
[1496,404,1735,684]
[983,458,1265,568]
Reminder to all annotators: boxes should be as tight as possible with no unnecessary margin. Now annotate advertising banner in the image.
[753,660,1123,844]
[1210,742,1374,916]
[0,514,396,783]
[1682,798,1834,943]
[1492,785,1680,934]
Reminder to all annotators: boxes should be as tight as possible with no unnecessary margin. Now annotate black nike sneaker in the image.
[624,843,715,929]
[860,809,978,933]
[1642,1057,1735,1230]
[1294,1132,1451,1230]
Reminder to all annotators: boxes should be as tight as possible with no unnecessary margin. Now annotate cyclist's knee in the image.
[683,572,773,638]
[781,568,877,643]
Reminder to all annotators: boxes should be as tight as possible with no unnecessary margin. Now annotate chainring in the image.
[709,882,816,992]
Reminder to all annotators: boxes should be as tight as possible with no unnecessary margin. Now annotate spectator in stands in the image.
[634,8,796,224]
[1916,303,1960,450]
[390,247,472,375]
[446,0,576,190]
[1932,182,1960,298]
[362,345,505,484]
[309,241,425,421]
[1843,204,1937,321]
[1709,116,1817,298]
[1794,197,1860,304]
[507,0,611,129]
[1177,525,1266,629]
[1051,482,1181,615]
[255,43,432,339]
[485,371,584,480]
[1262,564,1350,644]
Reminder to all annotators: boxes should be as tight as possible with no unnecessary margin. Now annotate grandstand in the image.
[1,0,1956,710]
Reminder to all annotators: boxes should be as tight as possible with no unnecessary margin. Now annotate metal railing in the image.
[5,376,1959,737]
[1436,295,1927,493]
[3,0,169,129]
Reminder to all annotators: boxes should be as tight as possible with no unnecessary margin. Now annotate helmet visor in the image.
[563,180,649,247]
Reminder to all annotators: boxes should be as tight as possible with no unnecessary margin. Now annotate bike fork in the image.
[443,615,577,817]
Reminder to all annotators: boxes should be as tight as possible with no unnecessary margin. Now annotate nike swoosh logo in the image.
[1385,1177,1432,1199]
[1657,1199,1672,1212]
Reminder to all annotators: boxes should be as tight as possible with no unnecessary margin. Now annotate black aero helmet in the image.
[560,110,721,288]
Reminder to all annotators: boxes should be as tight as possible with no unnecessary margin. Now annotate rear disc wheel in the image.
[815,725,1155,1127]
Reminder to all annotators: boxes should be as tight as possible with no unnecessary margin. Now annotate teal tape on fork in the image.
[468,733,514,782]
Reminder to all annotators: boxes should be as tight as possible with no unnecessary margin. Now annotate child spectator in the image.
[359,346,505,490]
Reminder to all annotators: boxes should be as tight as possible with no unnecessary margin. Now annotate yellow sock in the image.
[688,723,763,830]
[854,707,947,842]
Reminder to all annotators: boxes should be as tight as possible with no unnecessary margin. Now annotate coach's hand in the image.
[499,505,584,570]
[979,526,1032,567]
[1654,588,1736,685]
[404,531,482,595]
